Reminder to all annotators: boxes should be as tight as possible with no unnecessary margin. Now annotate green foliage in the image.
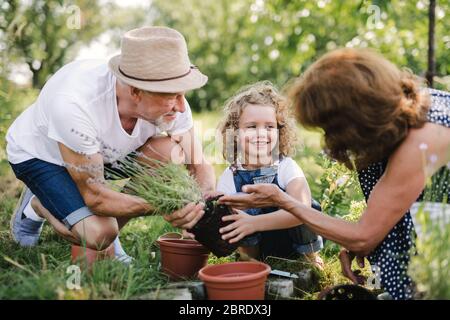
[313,153,364,217]
[0,214,172,299]
[408,158,450,299]
[422,166,450,203]
[0,81,38,164]
[408,204,450,299]
[0,0,106,88]
[0,0,448,297]
[302,151,366,257]
[151,0,449,111]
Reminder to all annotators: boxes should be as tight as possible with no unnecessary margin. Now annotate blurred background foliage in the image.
[0,0,448,168]
[150,0,449,110]
[0,0,448,298]
[1,0,448,183]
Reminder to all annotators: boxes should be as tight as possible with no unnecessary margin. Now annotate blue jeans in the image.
[9,158,93,229]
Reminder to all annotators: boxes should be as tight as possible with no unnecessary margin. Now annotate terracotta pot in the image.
[158,232,182,240]
[157,237,210,281]
[199,261,271,300]
[71,244,115,269]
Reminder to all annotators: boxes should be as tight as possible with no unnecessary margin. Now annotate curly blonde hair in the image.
[217,81,298,164]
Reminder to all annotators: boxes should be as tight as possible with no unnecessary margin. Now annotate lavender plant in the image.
[107,153,237,257]
[105,153,203,216]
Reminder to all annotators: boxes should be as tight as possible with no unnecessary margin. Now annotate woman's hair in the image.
[289,48,430,170]
[218,81,298,164]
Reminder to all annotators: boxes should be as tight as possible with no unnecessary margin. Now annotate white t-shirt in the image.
[6,59,193,165]
[216,157,306,195]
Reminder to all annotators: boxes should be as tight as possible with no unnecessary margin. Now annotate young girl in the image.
[217,81,323,267]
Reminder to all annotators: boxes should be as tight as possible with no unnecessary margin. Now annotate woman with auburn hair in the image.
[219,48,450,300]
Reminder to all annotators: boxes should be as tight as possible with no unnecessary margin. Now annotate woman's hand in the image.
[219,209,259,243]
[218,183,285,210]
[338,248,367,285]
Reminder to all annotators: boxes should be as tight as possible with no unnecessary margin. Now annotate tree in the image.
[149,0,449,112]
[427,0,436,87]
[0,0,104,88]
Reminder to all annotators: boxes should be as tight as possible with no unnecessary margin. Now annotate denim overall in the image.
[232,162,323,259]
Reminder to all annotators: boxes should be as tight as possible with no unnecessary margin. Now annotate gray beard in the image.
[152,115,176,132]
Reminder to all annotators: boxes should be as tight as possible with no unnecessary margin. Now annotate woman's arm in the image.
[220,177,311,243]
[254,177,311,230]
[284,125,450,255]
[220,125,449,255]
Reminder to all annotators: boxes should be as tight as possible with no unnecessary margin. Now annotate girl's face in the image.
[238,104,279,168]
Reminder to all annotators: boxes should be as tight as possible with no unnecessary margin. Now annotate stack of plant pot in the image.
[157,232,210,281]
[157,195,273,299]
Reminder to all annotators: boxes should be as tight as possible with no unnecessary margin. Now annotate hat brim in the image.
[108,54,208,93]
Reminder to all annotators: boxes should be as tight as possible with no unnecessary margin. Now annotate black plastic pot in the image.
[318,284,376,300]
[188,195,238,257]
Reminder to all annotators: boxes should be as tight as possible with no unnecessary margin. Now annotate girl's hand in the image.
[219,209,259,243]
[218,183,285,210]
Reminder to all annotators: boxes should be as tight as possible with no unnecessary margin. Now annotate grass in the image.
[0,111,369,299]
[408,203,450,299]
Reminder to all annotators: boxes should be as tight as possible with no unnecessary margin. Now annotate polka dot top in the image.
[357,89,450,300]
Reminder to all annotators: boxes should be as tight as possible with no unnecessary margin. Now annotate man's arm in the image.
[163,127,216,229]
[58,142,152,217]
[172,127,216,195]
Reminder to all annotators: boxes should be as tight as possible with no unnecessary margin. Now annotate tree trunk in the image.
[426,0,436,87]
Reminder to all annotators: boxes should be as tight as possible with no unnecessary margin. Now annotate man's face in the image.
[135,91,186,125]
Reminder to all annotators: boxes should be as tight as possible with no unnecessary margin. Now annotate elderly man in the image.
[6,26,215,262]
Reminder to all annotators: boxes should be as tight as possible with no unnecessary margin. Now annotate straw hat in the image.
[109,26,207,93]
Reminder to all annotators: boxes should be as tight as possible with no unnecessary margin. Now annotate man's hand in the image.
[338,248,367,285]
[203,190,223,201]
[219,209,258,244]
[163,202,205,229]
